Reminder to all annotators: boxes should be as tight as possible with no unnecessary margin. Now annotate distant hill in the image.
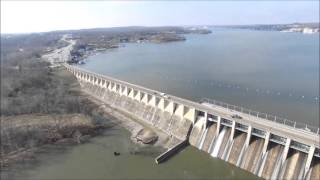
[215,23,319,33]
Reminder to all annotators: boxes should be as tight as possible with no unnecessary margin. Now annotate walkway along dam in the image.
[65,64,320,179]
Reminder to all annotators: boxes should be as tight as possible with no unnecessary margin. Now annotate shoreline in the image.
[0,113,106,167]
[0,67,170,169]
[1,27,212,171]
[82,90,172,148]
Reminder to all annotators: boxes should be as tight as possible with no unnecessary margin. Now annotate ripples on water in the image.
[81,28,319,126]
[4,28,316,180]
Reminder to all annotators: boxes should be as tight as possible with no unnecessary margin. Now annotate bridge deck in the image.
[66,65,320,148]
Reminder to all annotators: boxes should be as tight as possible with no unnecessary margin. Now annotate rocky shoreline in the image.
[0,69,171,168]
[1,26,212,170]
[86,96,171,148]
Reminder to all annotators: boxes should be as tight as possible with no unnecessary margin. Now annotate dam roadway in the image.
[65,64,320,179]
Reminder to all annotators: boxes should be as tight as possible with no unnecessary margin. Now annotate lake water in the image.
[4,28,318,180]
[81,28,319,127]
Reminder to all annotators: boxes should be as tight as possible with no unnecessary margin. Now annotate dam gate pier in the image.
[65,64,320,179]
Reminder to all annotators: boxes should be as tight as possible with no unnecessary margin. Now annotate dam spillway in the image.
[65,64,320,179]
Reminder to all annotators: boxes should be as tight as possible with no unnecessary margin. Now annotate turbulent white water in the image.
[257,152,269,176]
[198,128,209,150]
[236,143,247,167]
[211,127,227,157]
[271,149,284,180]
[207,130,217,153]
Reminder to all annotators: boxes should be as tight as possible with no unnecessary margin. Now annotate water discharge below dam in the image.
[5,63,318,180]
[5,29,319,180]
[3,126,257,180]
[69,29,319,179]
[189,118,319,179]
[63,68,319,180]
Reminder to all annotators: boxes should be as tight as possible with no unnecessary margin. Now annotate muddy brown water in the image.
[2,125,259,179]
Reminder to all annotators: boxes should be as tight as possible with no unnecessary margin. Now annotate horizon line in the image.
[1,22,319,35]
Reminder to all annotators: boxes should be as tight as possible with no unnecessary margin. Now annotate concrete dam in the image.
[65,64,320,179]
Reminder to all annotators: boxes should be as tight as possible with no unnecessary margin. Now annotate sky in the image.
[1,1,319,34]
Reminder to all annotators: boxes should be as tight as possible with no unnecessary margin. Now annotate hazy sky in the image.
[1,1,319,33]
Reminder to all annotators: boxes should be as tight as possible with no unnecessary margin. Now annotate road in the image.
[42,34,76,67]
[66,64,320,148]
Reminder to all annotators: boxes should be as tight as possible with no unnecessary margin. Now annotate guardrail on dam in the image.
[65,64,320,180]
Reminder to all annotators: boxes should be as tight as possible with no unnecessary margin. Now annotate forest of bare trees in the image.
[1,32,85,115]
[1,32,112,167]
[0,26,206,167]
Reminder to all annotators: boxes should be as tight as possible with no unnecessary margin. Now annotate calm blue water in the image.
[81,28,319,127]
